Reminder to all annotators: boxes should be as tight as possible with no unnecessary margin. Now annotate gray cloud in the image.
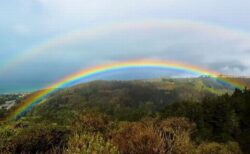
[210,61,248,75]
[2,21,250,80]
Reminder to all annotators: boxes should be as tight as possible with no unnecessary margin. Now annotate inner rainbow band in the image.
[5,59,245,121]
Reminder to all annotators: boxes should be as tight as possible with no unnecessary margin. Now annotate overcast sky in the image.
[1,0,250,92]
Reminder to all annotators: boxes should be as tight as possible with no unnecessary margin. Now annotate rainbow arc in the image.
[5,59,245,121]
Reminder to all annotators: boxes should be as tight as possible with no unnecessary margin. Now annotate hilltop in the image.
[2,76,248,121]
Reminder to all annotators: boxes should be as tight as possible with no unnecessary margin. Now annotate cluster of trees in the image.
[161,88,250,153]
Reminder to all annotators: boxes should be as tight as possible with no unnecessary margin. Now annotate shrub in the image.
[159,117,196,154]
[112,121,166,154]
[112,117,195,154]
[64,132,119,154]
[73,112,111,134]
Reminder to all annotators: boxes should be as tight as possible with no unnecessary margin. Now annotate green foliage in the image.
[0,108,6,118]
[161,88,250,153]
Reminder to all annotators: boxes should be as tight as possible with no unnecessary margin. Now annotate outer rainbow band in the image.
[2,19,249,75]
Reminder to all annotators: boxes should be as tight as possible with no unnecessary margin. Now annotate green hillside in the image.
[28,78,232,122]
[0,78,249,153]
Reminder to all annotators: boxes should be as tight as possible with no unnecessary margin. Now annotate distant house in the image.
[0,100,16,110]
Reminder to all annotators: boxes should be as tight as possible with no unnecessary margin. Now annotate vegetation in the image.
[161,88,250,153]
[0,80,249,153]
[0,108,6,118]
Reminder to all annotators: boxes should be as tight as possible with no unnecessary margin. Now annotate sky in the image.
[1,0,250,93]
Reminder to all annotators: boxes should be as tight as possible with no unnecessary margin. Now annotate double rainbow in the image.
[5,59,245,121]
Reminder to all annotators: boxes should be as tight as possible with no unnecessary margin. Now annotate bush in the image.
[112,117,196,154]
[112,121,166,154]
[73,112,111,134]
[64,132,119,154]
[159,117,196,154]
